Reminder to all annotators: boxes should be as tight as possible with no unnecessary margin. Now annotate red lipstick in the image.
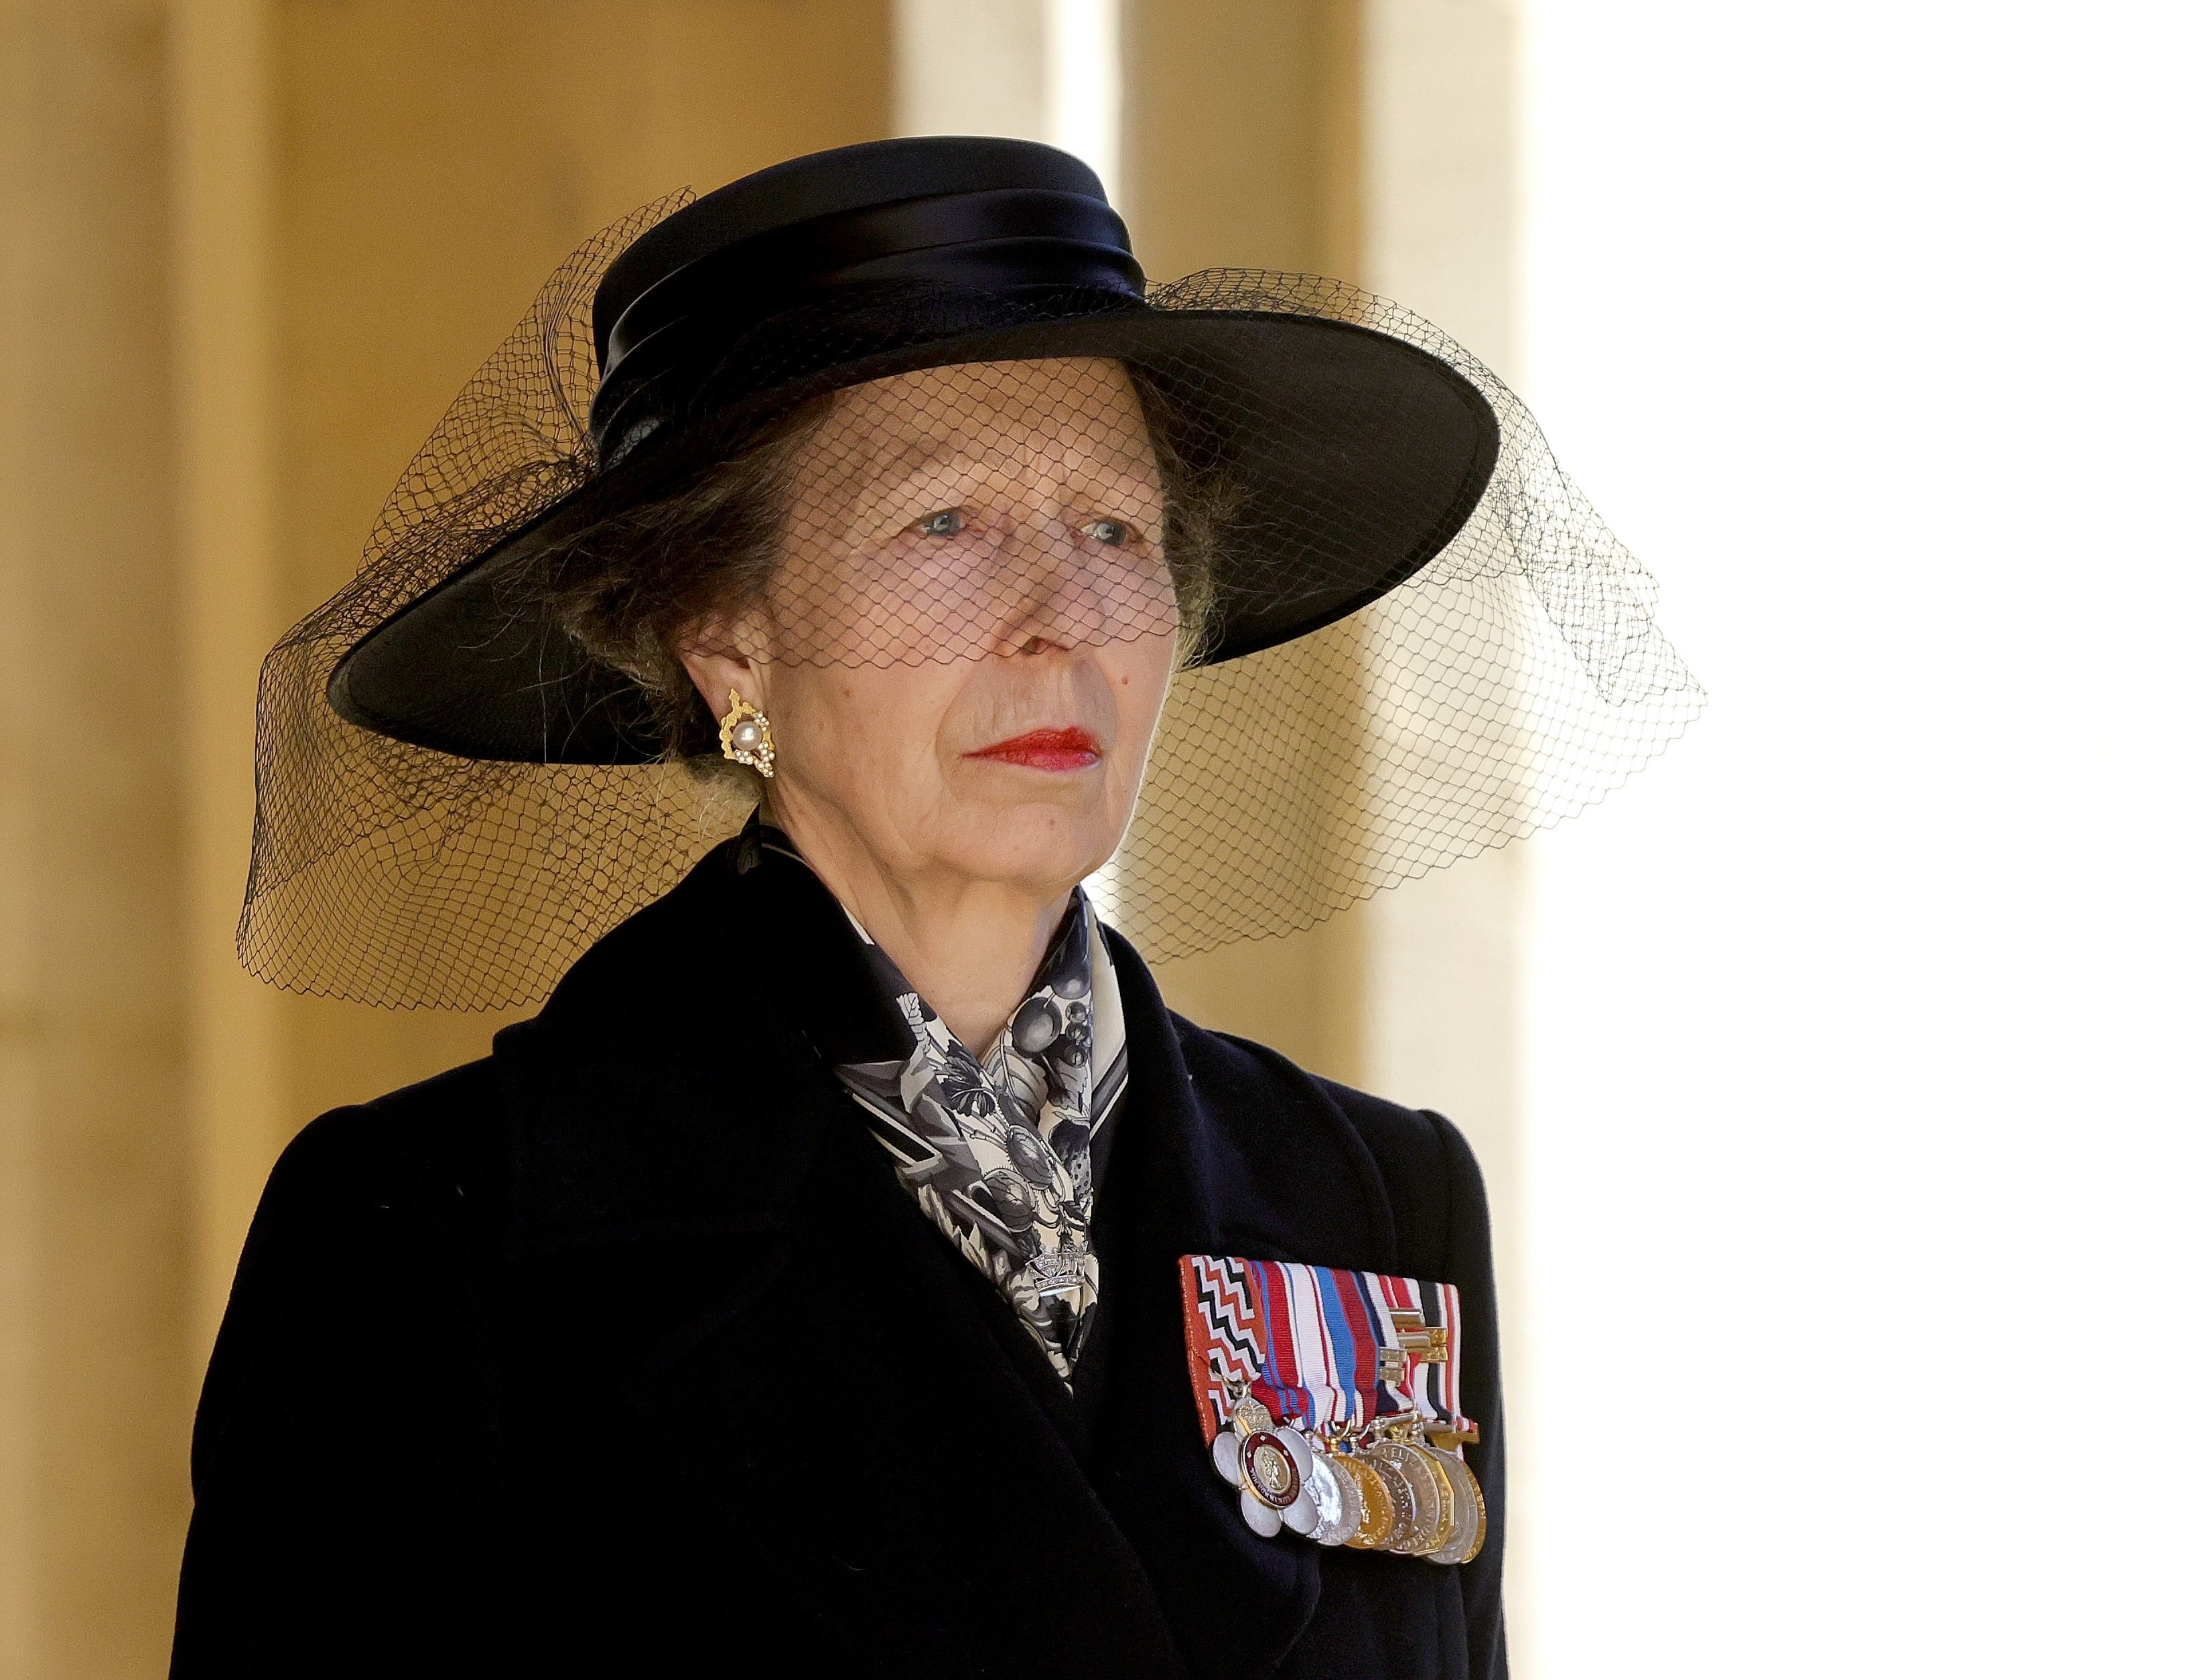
[966,726,1103,772]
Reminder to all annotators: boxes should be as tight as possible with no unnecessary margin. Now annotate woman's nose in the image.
[993,516,1115,654]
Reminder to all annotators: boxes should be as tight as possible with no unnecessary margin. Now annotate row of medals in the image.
[1211,1385,1486,1565]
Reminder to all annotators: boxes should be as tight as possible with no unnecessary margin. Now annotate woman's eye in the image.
[914,508,966,537]
[1085,518,1132,547]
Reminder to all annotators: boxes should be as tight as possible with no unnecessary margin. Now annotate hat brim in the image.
[328,307,1499,764]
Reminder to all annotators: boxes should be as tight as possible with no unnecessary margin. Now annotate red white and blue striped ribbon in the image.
[1178,1254,1469,1444]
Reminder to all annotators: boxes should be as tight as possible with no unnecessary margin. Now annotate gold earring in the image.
[719,697,776,778]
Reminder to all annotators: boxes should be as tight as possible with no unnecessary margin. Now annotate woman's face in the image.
[686,356,1180,900]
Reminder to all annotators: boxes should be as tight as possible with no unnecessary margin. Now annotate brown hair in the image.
[535,364,1233,787]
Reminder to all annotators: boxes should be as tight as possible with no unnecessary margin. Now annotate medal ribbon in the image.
[1178,1255,1472,1444]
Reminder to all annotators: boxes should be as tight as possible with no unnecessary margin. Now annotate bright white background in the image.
[1515,1,2193,1674]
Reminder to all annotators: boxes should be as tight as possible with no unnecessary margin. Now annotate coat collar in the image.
[492,836,861,1254]
[489,843,1332,1679]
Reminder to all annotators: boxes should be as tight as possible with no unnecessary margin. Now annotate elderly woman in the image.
[172,138,1698,1679]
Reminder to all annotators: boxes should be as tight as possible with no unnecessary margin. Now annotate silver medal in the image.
[1238,1483,1286,1537]
[1426,1446,1488,1566]
[1276,1428,1322,1536]
[1210,1427,1242,1484]
[1210,1397,1325,1540]
[1303,1444,1365,1547]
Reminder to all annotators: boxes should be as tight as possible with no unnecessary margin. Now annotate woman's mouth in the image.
[965,726,1103,772]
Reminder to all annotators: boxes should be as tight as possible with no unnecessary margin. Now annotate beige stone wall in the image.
[1,7,194,1676]
[1118,0,1527,1149]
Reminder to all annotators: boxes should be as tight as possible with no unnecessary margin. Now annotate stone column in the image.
[894,0,1119,186]
[1115,0,1373,1082]
[0,3,194,1672]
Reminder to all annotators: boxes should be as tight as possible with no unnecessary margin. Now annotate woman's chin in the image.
[930,804,1123,893]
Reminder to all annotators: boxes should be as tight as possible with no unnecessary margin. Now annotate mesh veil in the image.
[241,195,1703,1009]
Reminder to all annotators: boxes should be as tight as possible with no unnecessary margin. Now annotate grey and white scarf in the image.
[751,828,1128,1381]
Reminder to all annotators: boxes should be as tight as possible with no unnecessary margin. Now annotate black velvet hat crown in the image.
[327,135,1498,764]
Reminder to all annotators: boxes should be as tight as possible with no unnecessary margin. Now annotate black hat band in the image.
[590,186,1146,461]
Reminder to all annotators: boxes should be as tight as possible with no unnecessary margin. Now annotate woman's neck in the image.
[773,813,1075,1054]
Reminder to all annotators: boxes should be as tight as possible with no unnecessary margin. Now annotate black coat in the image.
[172,842,1507,1679]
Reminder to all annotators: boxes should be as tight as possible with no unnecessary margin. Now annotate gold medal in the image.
[1239,1429,1303,1510]
[1335,1450,1397,1549]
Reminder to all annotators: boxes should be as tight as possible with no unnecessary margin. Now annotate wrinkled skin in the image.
[679,356,1178,1049]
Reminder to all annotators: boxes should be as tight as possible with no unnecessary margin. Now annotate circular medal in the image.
[1239,1430,1302,1509]
[1426,1448,1488,1566]
[1365,1440,1438,1553]
[1304,1445,1365,1547]
[1395,1440,1457,1557]
[1335,1452,1398,1549]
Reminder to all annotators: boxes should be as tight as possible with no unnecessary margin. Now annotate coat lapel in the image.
[493,847,1192,1677]
[1079,928,1327,1680]
[623,1111,1192,1677]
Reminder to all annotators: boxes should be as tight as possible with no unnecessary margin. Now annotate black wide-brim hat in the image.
[244,135,1702,1009]
[328,136,1499,764]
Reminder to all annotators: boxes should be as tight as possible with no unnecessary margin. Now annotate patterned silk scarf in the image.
[746,827,1127,1381]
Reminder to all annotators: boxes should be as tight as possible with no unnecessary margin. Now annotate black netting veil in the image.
[242,193,1702,1009]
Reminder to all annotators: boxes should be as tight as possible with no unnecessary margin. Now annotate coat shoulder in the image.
[1164,1011,1490,1284]
[264,1055,505,1220]
[221,1061,510,1333]
[196,1058,508,1479]
[180,1057,515,1677]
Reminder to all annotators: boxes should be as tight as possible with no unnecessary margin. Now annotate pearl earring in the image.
[719,697,776,778]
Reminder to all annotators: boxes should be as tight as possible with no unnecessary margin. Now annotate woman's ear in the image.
[677,610,768,723]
